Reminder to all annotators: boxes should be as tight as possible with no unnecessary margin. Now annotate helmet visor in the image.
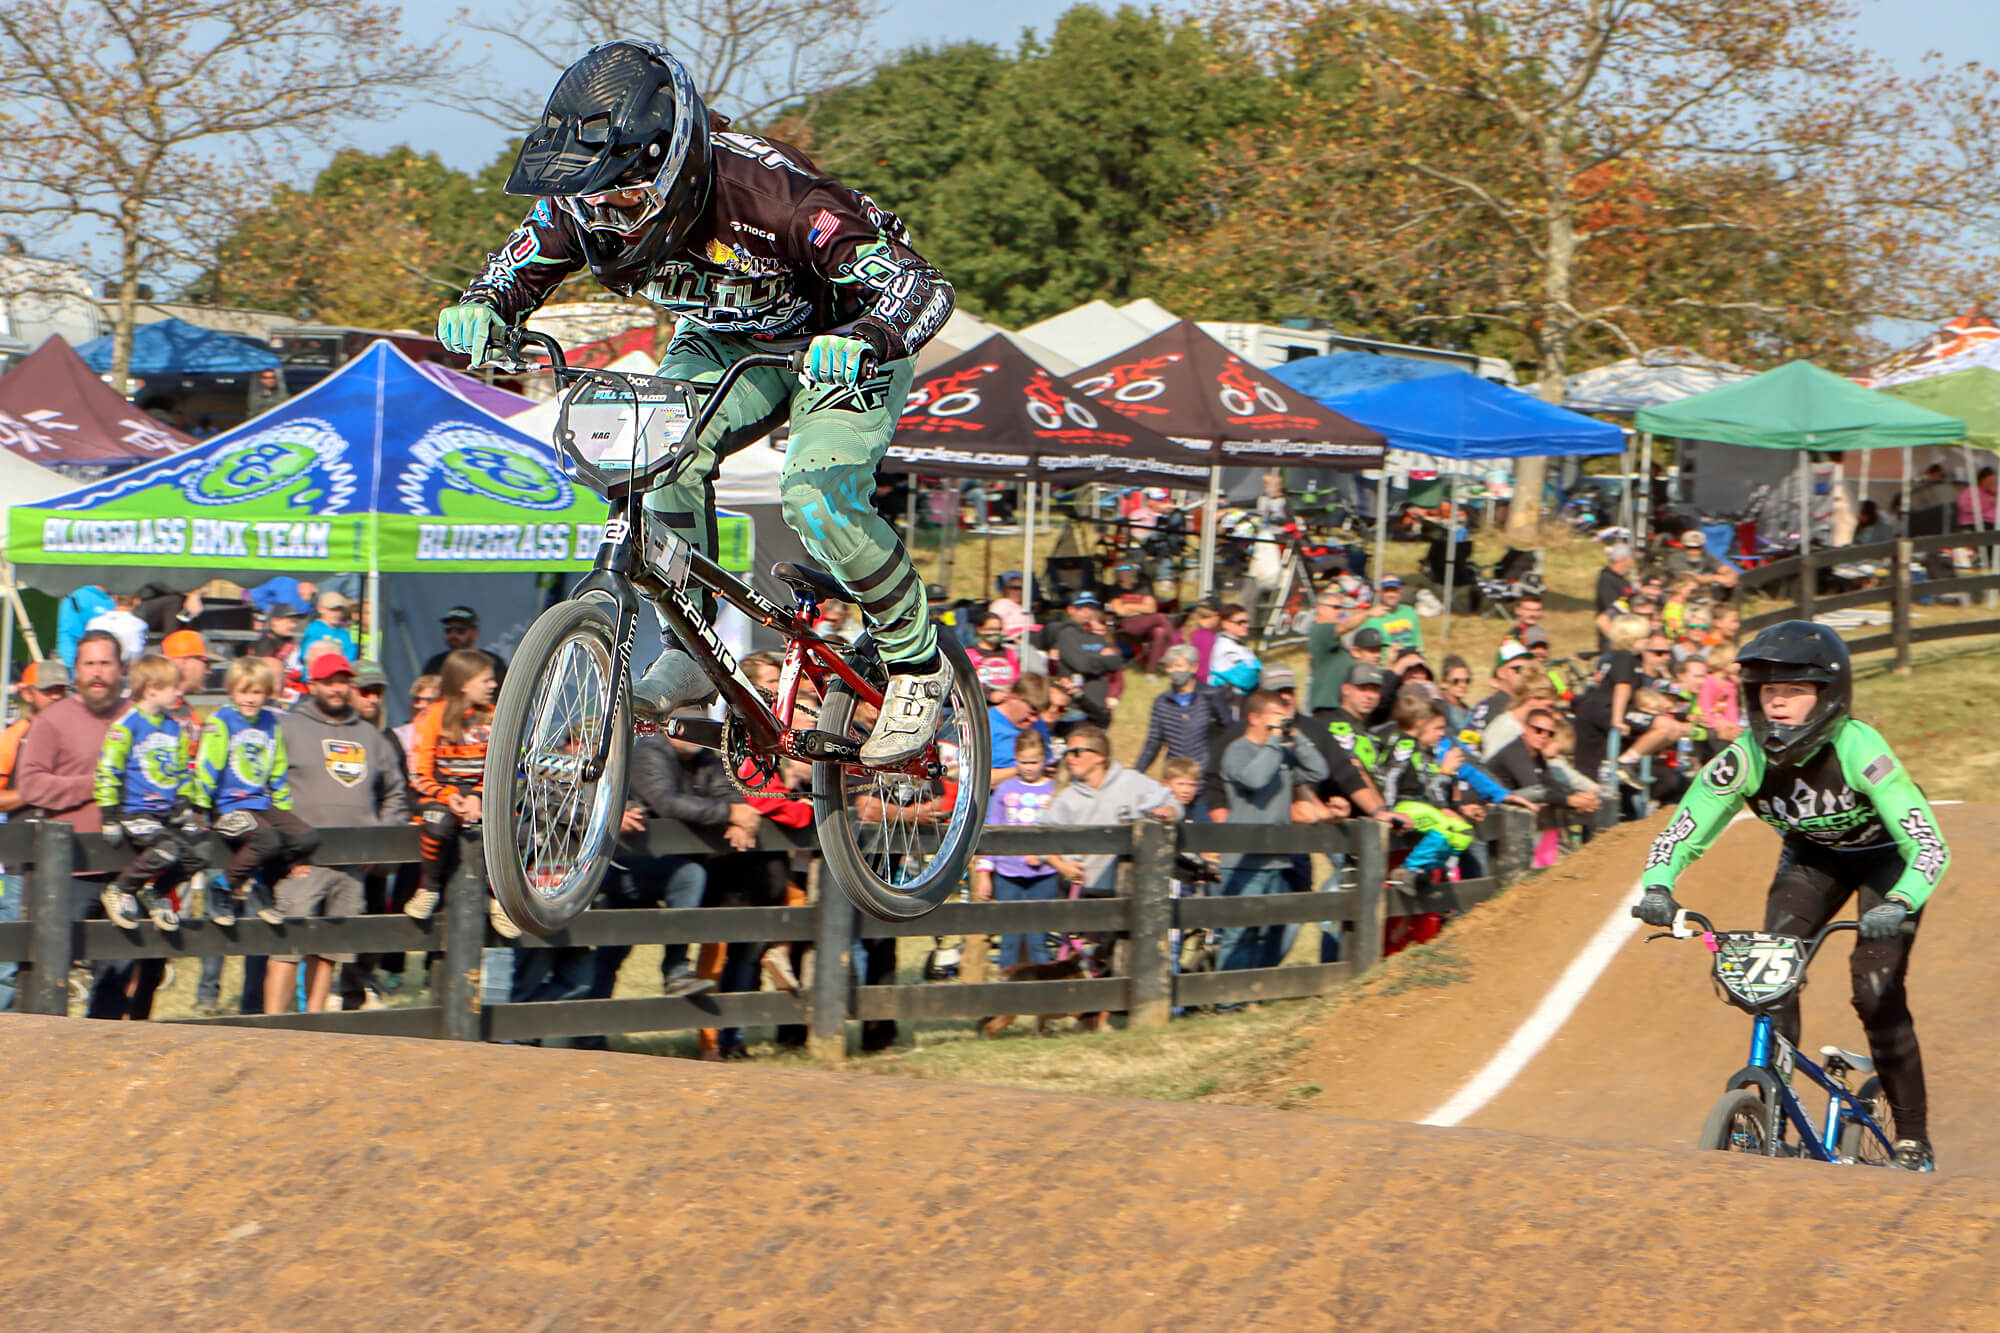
[559,177,668,236]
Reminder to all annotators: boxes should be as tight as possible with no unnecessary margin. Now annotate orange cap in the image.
[161,629,209,659]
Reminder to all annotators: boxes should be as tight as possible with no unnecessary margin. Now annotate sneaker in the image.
[663,973,716,999]
[488,896,522,940]
[207,877,237,928]
[630,648,717,722]
[1388,865,1423,896]
[136,888,180,932]
[1617,758,1645,791]
[1893,1138,1936,1173]
[858,655,954,766]
[761,949,800,993]
[404,887,441,922]
[101,887,142,930]
[245,880,283,926]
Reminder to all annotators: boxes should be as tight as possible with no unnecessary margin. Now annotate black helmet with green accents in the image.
[1736,620,1851,765]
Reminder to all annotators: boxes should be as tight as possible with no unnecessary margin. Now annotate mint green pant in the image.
[644,325,934,666]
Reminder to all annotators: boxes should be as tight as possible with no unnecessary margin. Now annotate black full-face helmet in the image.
[505,41,713,289]
[1737,620,1852,765]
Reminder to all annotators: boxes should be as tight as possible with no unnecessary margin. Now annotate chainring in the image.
[723,712,784,798]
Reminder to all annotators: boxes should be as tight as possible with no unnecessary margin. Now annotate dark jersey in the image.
[462,132,953,362]
[1308,707,1377,802]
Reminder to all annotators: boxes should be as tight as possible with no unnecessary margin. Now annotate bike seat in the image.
[772,561,849,604]
[1819,1045,1875,1074]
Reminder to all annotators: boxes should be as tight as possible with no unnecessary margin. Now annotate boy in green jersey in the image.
[1636,622,1947,1172]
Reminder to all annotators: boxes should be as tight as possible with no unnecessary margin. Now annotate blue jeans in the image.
[1216,864,1291,973]
[991,871,1061,968]
[590,854,706,998]
[0,873,19,1012]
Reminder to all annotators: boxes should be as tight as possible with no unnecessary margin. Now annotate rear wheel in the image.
[814,636,990,921]
[484,597,630,935]
[1698,1088,1772,1156]
[1838,1076,1897,1166]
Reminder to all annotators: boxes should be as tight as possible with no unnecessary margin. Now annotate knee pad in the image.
[215,810,258,839]
[133,844,179,874]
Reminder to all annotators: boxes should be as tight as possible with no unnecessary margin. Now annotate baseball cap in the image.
[1072,590,1102,608]
[1496,640,1533,667]
[1262,663,1298,689]
[1143,488,1170,501]
[1351,627,1386,649]
[350,658,388,688]
[317,590,351,610]
[266,601,304,620]
[441,605,479,626]
[22,659,69,689]
[1346,663,1393,689]
[1379,575,1403,589]
[1523,626,1551,648]
[308,652,356,681]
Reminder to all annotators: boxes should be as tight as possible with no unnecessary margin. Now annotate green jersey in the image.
[1642,719,1949,910]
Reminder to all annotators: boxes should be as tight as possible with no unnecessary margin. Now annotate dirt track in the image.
[8,1010,2000,1328]
[1282,804,2000,1175]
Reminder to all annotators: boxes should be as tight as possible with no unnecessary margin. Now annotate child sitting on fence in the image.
[95,653,205,931]
[192,656,312,927]
[405,650,511,937]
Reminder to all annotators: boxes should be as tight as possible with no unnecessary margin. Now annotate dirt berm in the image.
[6,1014,2000,1328]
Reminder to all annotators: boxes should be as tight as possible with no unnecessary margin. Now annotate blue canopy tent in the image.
[1270,349,1465,400]
[1324,372,1626,639]
[75,317,281,377]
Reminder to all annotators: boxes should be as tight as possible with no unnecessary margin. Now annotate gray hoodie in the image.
[1045,760,1180,894]
[280,696,410,828]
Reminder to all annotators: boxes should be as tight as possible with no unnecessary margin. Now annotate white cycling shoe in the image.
[630,649,718,721]
[858,656,954,766]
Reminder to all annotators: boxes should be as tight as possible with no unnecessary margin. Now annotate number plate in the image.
[640,511,692,589]
[1712,932,1809,1010]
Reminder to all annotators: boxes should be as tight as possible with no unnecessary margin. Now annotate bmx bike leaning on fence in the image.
[474,328,988,932]
[1641,906,1906,1165]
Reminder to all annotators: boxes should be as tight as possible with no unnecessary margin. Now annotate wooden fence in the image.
[1734,530,2000,669]
[0,807,1540,1058]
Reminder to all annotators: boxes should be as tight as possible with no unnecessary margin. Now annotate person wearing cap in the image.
[1467,640,1536,739]
[1051,592,1124,728]
[0,661,70,815]
[160,629,213,697]
[346,659,391,729]
[1664,527,1738,597]
[422,606,508,680]
[1212,686,1329,980]
[300,590,358,664]
[1358,575,1422,654]
[251,601,306,677]
[1106,562,1174,670]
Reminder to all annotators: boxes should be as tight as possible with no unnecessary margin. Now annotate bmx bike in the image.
[1640,906,1903,1165]
[475,328,989,931]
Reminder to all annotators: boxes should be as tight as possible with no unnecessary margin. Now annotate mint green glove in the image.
[802,333,873,386]
[437,303,505,363]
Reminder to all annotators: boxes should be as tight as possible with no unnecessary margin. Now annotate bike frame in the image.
[1731,1012,1893,1163]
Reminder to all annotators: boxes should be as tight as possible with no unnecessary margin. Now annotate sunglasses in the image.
[1066,747,1102,758]
[1525,724,1556,737]
[1445,675,1471,685]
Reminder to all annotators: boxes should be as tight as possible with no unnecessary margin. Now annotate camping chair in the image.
[1477,547,1543,621]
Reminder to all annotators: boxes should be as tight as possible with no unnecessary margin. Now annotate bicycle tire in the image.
[1697,1088,1772,1155]
[1837,1075,1897,1166]
[484,597,630,936]
[814,635,990,922]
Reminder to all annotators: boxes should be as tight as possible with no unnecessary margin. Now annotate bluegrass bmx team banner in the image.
[7,340,749,576]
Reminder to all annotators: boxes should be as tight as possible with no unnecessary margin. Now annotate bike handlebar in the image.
[1639,906,1911,955]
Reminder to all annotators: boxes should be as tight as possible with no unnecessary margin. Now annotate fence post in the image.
[1491,806,1533,888]
[1126,819,1175,1029]
[28,821,74,1017]
[438,833,487,1040]
[807,869,852,1061]
[1346,819,1386,976]
[1893,538,1913,675]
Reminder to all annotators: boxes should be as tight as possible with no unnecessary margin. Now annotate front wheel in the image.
[484,596,631,935]
[814,635,990,922]
[1697,1087,1773,1156]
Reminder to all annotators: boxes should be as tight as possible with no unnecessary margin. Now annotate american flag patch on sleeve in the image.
[1863,753,1896,784]
[807,208,839,247]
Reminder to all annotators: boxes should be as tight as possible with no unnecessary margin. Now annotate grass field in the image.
[132,521,1999,1096]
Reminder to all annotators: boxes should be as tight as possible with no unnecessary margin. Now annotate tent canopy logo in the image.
[398,423,573,514]
[179,419,355,510]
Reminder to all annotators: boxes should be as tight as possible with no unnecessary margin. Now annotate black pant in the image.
[218,807,320,885]
[114,815,206,894]
[417,801,462,892]
[1764,840,1927,1143]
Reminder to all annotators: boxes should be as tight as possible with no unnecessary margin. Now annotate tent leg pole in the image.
[1,583,13,727]
[1441,478,1457,645]
[1639,433,1653,548]
[1020,477,1036,627]
[1199,467,1221,602]
[1900,446,1911,540]
[1374,468,1389,588]
[365,568,382,660]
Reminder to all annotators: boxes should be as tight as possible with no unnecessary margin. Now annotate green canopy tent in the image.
[1636,360,1966,557]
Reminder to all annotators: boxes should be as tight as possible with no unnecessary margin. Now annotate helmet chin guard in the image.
[1736,620,1852,765]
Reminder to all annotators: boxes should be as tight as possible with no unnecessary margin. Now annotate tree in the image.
[200,148,526,330]
[798,5,1281,325]
[0,0,448,393]
[1159,0,2000,541]
[453,0,886,133]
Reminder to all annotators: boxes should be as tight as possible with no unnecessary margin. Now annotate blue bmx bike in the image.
[1642,907,1900,1165]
